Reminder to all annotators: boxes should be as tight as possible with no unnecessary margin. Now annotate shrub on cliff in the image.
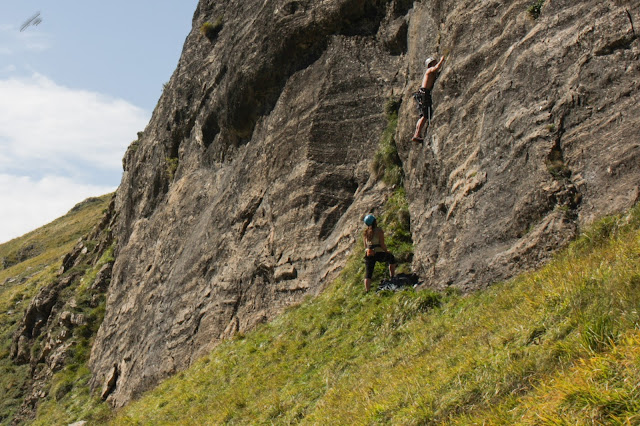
[528,0,545,19]
[371,97,403,186]
[200,17,223,41]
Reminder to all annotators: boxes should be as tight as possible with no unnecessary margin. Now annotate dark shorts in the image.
[413,88,433,119]
[364,252,397,279]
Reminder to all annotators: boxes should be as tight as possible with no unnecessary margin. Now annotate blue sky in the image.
[0,0,198,243]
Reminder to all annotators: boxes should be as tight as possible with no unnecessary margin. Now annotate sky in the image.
[0,0,198,243]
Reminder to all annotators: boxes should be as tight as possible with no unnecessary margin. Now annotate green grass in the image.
[465,330,640,424]
[0,194,112,424]
[6,193,640,425]
[110,204,640,424]
[379,187,413,265]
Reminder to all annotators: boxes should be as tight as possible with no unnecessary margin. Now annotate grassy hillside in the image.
[2,193,638,425]
[4,191,638,425]
[108,203,640,425]
[0,194,112,424]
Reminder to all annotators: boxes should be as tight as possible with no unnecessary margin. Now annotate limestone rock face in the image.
[90,0,407,407]
[89,0,640,407]
[396,0,640,291]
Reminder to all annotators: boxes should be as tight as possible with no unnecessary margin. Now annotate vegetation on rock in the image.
[0,194,112,424]
[29,243,115,425]
[527,0,546,19]
[199,18,223,41]
[372,98,403,186]
[165,157,179,180]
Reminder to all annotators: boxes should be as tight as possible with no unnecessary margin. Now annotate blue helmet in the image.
[364,214,376,226]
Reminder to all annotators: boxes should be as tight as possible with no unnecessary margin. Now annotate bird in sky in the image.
[20,12,42,32]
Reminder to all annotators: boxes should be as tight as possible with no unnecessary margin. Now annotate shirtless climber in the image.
[412,55,445,143]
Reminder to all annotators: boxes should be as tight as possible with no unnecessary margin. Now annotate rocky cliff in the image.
[398,0,640,291]
[87,0,639,407]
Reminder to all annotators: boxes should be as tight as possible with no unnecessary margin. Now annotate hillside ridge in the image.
[0,194,112,424]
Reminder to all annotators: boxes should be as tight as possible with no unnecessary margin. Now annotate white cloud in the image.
[0,174,115,243]
[0,73,149,178]
[0,73,150,242]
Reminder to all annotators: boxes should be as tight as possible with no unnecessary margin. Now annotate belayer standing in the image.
[363,214,397,292]
[412,55,445,143]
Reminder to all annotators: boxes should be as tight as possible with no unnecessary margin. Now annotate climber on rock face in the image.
[412,55,445,143]
[362,214,396,292]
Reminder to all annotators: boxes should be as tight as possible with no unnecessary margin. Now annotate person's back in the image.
[364,227,385,254]
[421,64,440,90]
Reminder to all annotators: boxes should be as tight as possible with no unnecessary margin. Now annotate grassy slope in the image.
[28,243,115,426]
[2,111,634,424]
[0,194,112,424]
[110,204,640,425]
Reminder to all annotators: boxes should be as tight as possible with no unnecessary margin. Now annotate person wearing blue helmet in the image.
[363,214,396,292]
